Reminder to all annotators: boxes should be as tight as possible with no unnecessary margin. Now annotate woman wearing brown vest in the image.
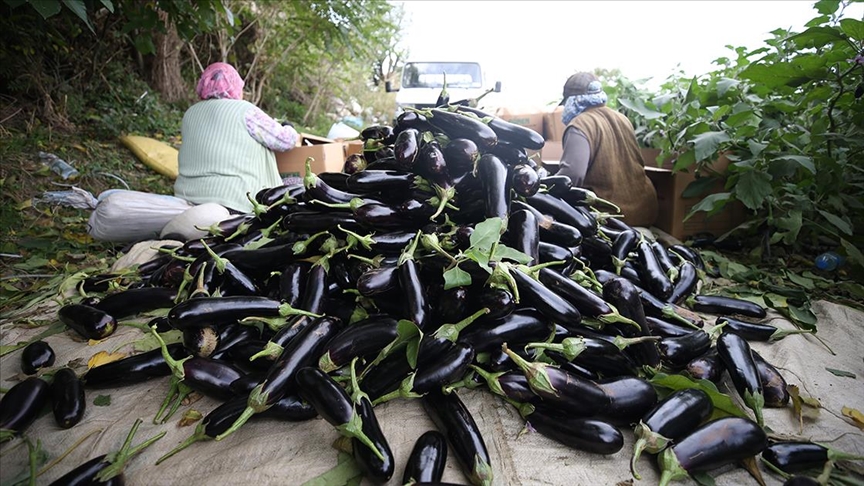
[557,72,658,227]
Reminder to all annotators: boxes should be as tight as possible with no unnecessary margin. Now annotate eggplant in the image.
[511,267,583,331]
[688,294,767,319]
[472,367,542,404]
[684,348,725,383]
[657,417,767,486]
[522,404,624,455]
[377,342,476,403]
[352,395,395,482]
[470,287,515,321]
[0,377,50,441]
[667,261,698,305]
[318,316,400,372]
[303,159,364,204]
[343,153,368,174]
[361,125,394,142]
[669,244,706,271]
[761,441,863,474]
[507,209,539,264]
[477,153,510,221]
[394,128,421,169]
[51,367,86,429]
[47,419,164,485]
[295,367,384,460]
[510,164,540,197]
[716,331,765,426]
[524,192,595,236]
[216,316,342,441]
[716,316,811,342]
[645,316,694,338]
[630,388,713,479]
[611,229,640,275]
[602,277,661,368]
[59,304,117,340]
[94,287,178,320]
[752,350,790,407]
[422,389,493,486]
[402,430,448,485]
[399,237,430,330]
[658,330,712,367]
[167,296,281,331]
[595,376,658,426]
[531,336,639,378]
[503,344,610,417]
[636,240,674,301]
[427,108,497,151]
[21,340,55,375]
[443,138,480,177]
[458,308,551,353]
[82,343,188,389]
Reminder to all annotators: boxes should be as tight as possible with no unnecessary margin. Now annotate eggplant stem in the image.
[215,406,255,441]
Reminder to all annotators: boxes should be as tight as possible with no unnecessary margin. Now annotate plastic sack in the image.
[326,121,360,140]
[87,190,193,243]
[160,203,231,241]
[32,187,98,210]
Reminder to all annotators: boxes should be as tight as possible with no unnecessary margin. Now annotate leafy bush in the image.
[620,0,864,267]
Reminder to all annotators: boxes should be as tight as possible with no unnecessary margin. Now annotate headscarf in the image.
[561,81,607,125]
[196,62,244,101]
[561,72,607,125]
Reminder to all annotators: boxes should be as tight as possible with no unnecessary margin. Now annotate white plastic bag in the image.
[87,190,193,243]
[160,203,231,241]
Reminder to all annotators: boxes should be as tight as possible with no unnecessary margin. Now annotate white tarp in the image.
[1,300,862,485]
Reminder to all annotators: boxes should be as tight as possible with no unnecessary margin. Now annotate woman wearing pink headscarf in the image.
[174,62,298,213]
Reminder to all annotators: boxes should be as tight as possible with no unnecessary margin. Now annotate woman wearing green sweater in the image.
[174,62,299,214]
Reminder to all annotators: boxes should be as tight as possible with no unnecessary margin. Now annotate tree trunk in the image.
[151,11,187,103]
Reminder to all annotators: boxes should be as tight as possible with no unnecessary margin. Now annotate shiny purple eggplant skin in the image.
[668,261,698,305]
[512,268,582,331]
[762,442,830,473]
[82,343,188,389]
[21,340,55,375]
[684,348,725,383]
[595,376,658,426]
[0,377,50,439]
[660,417,767,477]
[94,287,179,320]
[525,405,624,455]
[459,308,550,353]
[59,304,117,340]
[640,388,713,444]
[422,389,493,486]
[636,240,674,301]
[689,294,767,319]
[352,396,395,482]
[716,331,764,425]
[402,430,448,484]
[51,367,86,429]
[752,350,790,407]
[507,209,540,265]
[658,330,712,367]
[167,296,281,330]
[47,455,111,486]
[511,164,540,197]
[477,153,509,221]
[318,316,399,372]
[602,277,661,368]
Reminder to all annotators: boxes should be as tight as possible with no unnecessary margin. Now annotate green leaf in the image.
[132,329,182,352]
[773,155,816,174]
[300,452,364,486]
[814,0,840,15]
[649,373,747,420]
[99,0,114,13]
[443,266,471,290]
[681,177,719,199]
[692,472,717,486]
[787,26,846,48]
[61,0,95,32]
[715,78,739,97]
[5,0,28,8]
[736,171,773,211]
[691,131,730,162]
[671,150,696,172]
[724,110,760,129]
[618,98,665,120]
[839,18,864,40]
[28,0,61,18]
[841,238,864,268]
[685,193,732,221]
[817,210,852,235]
[785,271,814,290]
[94,395,111,406]
[469,218,504,253]
[825,368,856,379]
[773,210,803,245]
[492,244,532,264]
[837,281,864,300]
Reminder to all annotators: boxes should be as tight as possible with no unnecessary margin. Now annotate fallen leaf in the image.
[826,368,857,379]
[16,199,32,210]
[87,351,127,369]
[93,395,111,406]
[178,410,203,427]
[73,144,88,154]
[842,407,864,431]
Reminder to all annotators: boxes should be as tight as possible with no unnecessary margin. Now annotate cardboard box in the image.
[643,149,746,240]
[276,133,347,180]
[495,107,545,138]
[343,140,364,157]
[543,106,566,142]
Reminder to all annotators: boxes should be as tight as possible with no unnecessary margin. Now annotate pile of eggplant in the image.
[3,105,849,486]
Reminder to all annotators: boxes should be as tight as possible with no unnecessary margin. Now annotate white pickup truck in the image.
[385,60,502,112]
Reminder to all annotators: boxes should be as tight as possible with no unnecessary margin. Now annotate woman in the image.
[174,62,299,214]
[557,72,658,227]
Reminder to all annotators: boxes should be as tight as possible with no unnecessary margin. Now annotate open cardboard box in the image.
[276,133,353,180]
[641,148,746,240]
[495,107,545,137]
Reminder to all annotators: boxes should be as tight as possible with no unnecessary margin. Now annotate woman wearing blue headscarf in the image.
[558,72,658,227]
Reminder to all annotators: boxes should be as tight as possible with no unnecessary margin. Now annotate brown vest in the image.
[565,106,658,227]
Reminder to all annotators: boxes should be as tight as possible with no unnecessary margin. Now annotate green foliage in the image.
[621,0,864,261]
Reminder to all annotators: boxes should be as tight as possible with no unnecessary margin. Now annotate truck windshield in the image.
[401,62,482,89]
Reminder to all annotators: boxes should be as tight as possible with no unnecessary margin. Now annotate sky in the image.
[396,1,863,109]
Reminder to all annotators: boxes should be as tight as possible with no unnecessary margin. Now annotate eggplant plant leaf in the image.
[443,265,471,290]
[685,193,732,221]
[736,170,773,210]
[825,368,856,379]
[649,372,747,420]
[817,210,852,235]
[841,238,864,269]
[691,131,730,161]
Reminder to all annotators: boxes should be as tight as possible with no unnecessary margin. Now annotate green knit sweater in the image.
[175,99,282,212]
